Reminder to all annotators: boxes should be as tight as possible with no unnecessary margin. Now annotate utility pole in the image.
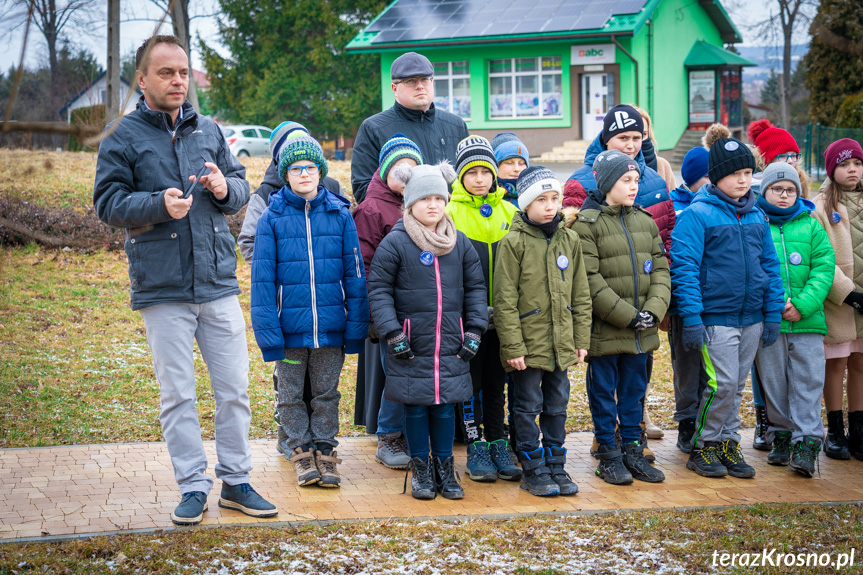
[106,0,121,120]
[170,0,199,111]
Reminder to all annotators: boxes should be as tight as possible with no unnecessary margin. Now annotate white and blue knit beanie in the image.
[516,166,561,210]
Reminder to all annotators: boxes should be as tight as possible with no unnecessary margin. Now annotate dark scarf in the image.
[756,195,801,226]
[711,185,756,215]
[521,211,561,238]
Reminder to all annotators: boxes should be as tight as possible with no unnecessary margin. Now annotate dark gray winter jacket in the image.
[350,102,468,203]
[93,97,249,310]
[368,220,487,406]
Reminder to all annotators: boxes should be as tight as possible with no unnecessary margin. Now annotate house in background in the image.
[347,0,755,162]
[59,72,142,122]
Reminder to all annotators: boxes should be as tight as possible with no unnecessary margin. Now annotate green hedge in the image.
[836,92,863,130]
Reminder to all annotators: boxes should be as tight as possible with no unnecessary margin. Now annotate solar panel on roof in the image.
[366,0,647,44]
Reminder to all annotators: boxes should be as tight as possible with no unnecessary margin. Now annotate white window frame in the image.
[432,60,471,119]
[488,56,563,120]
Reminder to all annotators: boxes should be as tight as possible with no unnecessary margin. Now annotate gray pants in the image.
[754,332,825,442]
[139,296,252,494]
[693,324,763,448]
[669,315,709,421]
[278,347,344,451]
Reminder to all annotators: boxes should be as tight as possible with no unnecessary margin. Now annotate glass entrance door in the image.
[581,73,610,141]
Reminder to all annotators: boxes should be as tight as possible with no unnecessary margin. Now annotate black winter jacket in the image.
[367,220,488,405]
[93,97,249,310]
[350,102,468,203]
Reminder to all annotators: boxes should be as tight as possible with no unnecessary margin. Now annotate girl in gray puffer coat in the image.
[368,161,488,501]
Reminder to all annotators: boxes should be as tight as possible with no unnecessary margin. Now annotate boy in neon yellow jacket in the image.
[446,135,520,483]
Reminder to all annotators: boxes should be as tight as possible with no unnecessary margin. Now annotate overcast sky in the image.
[0,1,808,74]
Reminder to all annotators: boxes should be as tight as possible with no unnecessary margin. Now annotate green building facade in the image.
[348,0,754,156]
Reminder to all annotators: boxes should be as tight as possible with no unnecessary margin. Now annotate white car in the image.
[221,125,272,157]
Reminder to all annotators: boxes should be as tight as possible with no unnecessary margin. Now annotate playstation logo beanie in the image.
[601,104,645,146]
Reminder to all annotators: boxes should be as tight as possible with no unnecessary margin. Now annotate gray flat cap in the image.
[391,52,433,80]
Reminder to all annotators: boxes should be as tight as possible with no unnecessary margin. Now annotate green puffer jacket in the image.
[757,197,835,335]
[493,213,592,372]
[569,191,671,357]
[446,180,518,304]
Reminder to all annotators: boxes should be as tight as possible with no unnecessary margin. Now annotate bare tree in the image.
[749,0,817,128]
[148,0,199,110]
[3,0,101,116]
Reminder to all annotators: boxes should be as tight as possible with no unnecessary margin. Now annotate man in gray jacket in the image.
[350,52,468,203]
[93,35,276,526]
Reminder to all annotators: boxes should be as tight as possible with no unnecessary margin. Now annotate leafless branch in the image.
[3,0,34,125]
[811,18,863,58]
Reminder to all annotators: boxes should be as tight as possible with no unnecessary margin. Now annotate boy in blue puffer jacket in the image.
[671,124,785,480]
[251,134,369,489]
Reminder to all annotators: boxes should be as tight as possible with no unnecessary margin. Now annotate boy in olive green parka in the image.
[570,150,670,487]
[493,166,591,498]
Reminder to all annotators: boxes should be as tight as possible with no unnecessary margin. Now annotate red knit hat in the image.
[747,119,799,165]
[824,138,863,180]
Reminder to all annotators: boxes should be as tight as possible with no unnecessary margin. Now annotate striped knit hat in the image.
[516,166,561,210]
[456,135,497,184]
[277,134,328,184]
[269,121,309,164]
[490,132,520,150]
[378,133,423,182]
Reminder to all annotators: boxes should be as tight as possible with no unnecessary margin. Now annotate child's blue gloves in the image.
[681,324,709,352]
[458,332,482,362]
[386,332,414,360]
[761,322,781,348]
[628,311,657,331]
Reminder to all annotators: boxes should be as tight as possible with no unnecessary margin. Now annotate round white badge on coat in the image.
[789,252,802,266]
[557,255,569,270]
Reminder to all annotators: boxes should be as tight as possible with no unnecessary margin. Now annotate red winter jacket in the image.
[643,199,675,262]
[353,168,405,278]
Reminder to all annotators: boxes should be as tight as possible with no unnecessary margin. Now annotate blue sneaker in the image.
[218,483,278,518]
[171,491,208,525]
[489,439,522,481]
[465,441,498,482]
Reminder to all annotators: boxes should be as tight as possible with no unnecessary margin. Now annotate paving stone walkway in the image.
[2,431,862,541]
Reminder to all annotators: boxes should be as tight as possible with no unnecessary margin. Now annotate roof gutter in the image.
[611,35,638,106]
[346,31,633,53]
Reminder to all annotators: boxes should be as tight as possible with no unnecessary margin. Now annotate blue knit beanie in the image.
[490,132,520,150]
[494,138,530,167]
[277,135,328,184]
[681,146,709,188]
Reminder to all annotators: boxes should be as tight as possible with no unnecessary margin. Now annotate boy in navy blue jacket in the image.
[251,134,369,489]
[671,124,784,479]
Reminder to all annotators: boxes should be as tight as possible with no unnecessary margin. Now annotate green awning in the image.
[684,40,756,68]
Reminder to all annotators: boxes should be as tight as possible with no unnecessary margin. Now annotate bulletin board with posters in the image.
[688,70,716,126]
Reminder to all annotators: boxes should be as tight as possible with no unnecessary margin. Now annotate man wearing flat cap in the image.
[350,51,469,203]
